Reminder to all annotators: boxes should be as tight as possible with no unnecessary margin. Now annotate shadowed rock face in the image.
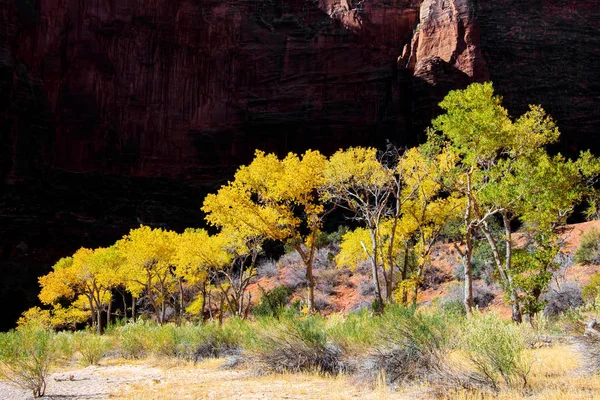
[0,0,599,329]
[1,0,421,180]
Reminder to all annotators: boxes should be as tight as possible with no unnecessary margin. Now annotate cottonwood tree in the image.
[173,228,230,321]
[38,246,122,333]
[397,146,462,304]
[203,150,328,313]
[428,82,513,317]
[116,226,179,324]
[322,147,401,311]
[429,82,600,319]
[217,227,264,319]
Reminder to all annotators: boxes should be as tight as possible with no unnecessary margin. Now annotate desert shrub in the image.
[257,258,279,278]
[281,268,307,289]
[148,324,182,358]
[190,322,245,362]
[278,251,303,269]
[583,272,600,302]
[574,228,600,265]
[253,285,293,318]
[74,331,112,365]
[421,265,453,290]
[250,315,344,375]
[358,280,375,296]
[441,283,495,312]
[543,281,584,318]
[357,306,457,387]
[114,320,152,359]
[461,312,530,390]
[318,268,341,295]
[328,310,379,353]
[441,298,467,317]
[314,293,333,311]
[54,331,76,361]
[0,324,56,398]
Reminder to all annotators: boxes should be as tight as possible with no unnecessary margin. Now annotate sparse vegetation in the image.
[0,323,56,398]
[575,228,600,265]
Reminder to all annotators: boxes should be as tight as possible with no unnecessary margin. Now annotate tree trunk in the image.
[464,226,474,317]
[107,300,112,328]
[201,283,207,322]
[96,308,102,335]
[401,244,410,304]
[306,260,315,313]
[480,217,522,323]
[132,296,137,322]
[179,278,185,325]
[365,231,384,313]
[121,291,128,320]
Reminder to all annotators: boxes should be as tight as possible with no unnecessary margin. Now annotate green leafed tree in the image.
[429,82,600,319]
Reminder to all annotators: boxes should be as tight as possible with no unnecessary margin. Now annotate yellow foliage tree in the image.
[203,150,328,313]
[116,226,179,324]
[38,246,122,333]
[173,228,231,320]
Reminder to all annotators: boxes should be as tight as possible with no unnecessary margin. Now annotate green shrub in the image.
[74,331,112,365]
[583,272,600,302]
[0,324,56,398]
[149,324,181,358]
[461,312,530,390]
[253,285,293,318]
[574,228,600,265]
[54,330,76,361]
[327,310,379,353]
[114,321,151,359]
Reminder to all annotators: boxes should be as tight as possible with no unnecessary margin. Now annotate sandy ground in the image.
[0,358,398,400]
[0,362,163,400]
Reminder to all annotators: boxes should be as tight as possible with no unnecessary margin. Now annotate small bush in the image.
[253,286,293,318]
[279,251,303,269]
[257,259,279,278]
[114,321,151,359]
[318,268,342,295]
[0,324,56,398]
[543,281,583,318]
[190,322,244,362]
[442,283,495,311]
[421,265,453,290]
[461,312,530,390]
[583,272,600,302]
[357,306,457,388]
[250,316,345,375]
[281,268,307,290]
[358,280,375,297]
[149,324,181,358]
[314,293,333,311]
[74,331,112,365]
[574,228,600,265]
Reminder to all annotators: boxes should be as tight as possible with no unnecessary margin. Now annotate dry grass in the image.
[444,344,600,400]
[105,344,600,400]
[111,359,387,400]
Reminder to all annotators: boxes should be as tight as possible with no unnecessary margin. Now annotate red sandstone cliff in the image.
[1,0,423,180]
